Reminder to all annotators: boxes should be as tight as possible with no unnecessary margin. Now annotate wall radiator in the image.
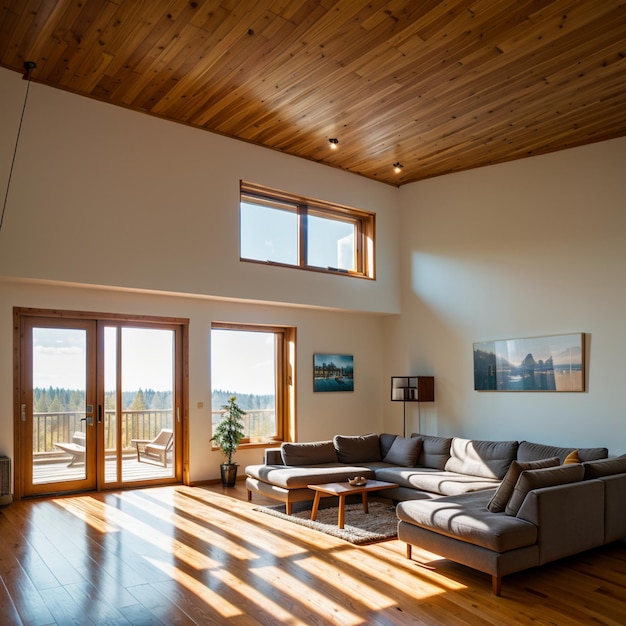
[0,456,12,505]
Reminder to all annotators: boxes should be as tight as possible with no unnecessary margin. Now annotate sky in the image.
[210,329,276,396]
[31,326,276,398]
[240,201,355,270]
[33,327,174,391]
[476,333,583,366]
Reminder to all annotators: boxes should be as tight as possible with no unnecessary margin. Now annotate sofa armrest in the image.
[264,447,284,465]
[516,480,604,564]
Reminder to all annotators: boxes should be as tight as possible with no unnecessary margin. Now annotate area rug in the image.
[255,501,398,545]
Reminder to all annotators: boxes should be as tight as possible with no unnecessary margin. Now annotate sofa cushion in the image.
[487,457,560,512]
[246,463,376,489]
[333,433,381,463]
[444,438,518,480]
[375,466,500,496]
[397,491,538,553]
[379,433,398,459]
[518,441,608,463]
[411,433,452,470]
[383,436,422,466]
[280,441,337,465]
[505,463,584,516]
[583,454,626,479]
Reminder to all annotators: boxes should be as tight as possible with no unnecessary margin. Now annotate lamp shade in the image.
[390,376,434,402]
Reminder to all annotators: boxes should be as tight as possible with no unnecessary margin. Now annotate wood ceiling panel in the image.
[0,0,624,186]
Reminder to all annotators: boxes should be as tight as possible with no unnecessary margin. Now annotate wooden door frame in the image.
[13,307,190,500]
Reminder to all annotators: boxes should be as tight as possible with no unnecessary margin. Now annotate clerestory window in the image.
[240,181,375,279]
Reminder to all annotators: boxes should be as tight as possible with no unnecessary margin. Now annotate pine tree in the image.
[129,389,147,411]
[34,391,49,413]
[48,394,63,412]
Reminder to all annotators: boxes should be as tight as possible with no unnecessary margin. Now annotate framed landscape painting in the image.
[473,333,585,392]
[313,353,354,392]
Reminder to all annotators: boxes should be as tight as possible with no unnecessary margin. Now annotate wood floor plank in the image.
[1,485,625,625]
[125,581,217,625]
[0,574,24,626]
[38,585,99,626]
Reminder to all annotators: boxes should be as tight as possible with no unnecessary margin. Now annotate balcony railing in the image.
[34,407,276,457]
[33,409,173,454]
[211,408,276,440]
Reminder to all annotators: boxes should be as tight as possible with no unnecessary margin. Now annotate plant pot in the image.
[220,463,238,487]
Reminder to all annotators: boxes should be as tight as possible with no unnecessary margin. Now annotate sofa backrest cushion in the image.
[506,463,585,516]
[518,440,608,463]
[411,433,452,469]
[583,454,626,479]
[333,433,381,463]
[379,433,398,459]
[280,440,337,466]
[383,436,423,467]
[444,438,519,480]
[487,456,560,512]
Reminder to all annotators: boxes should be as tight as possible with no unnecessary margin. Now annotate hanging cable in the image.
[0,61,36,234]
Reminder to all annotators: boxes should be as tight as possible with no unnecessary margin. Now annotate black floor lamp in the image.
[391,376,435,436]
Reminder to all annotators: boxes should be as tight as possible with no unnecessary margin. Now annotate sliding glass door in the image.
[16,309,186,498]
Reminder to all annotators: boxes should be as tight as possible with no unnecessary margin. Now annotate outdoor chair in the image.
[54,431,86,467]
[132,428,174,467]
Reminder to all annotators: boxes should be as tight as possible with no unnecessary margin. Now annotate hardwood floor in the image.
[1,483,625,625]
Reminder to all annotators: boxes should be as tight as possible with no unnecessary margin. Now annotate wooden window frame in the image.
[210,322,296,448]
[240,181,375,279]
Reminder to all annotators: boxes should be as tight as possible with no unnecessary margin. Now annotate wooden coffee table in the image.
[307,479,399,529]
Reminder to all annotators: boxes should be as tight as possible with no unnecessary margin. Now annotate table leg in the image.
[362,492,369,514]
[338,495,346,529]
[310,491,321,521]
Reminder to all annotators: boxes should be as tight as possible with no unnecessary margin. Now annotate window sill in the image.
[211,440,281,453]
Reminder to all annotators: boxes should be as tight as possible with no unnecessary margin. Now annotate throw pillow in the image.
[563,450,581,464]
[333,433,381,463]
[487,456,560,512]
[505,463,584,516]
[383,436,422,467]
[583,454,626,479]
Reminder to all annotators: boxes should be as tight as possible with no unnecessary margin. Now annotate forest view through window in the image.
[211,324,292,443]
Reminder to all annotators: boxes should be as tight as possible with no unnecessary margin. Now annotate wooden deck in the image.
[33,452,174,485]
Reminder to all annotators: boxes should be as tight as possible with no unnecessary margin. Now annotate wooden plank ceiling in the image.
[1,0,625,186]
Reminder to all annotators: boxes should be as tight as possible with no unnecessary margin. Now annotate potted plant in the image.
[211,396,246,486]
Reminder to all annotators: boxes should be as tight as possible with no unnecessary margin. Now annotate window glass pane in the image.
[240,201,298,265]
[31,327,87,484]
[211,329,277,439]
[308,214,355,271]
[118,327,175,482]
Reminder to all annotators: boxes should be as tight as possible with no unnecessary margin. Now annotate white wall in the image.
[0,277,386,481]
[0,65,395,483]
[388,137,626,454]
[0,67,400,314]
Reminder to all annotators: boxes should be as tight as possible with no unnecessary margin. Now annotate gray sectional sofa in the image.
[245,432,626,595]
